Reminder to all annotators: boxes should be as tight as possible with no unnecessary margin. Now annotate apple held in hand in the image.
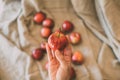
[72,51,84,65]
[34,12,46,24]
[32,48,44,60]
[69,32,81,44]
[48,31,68,50]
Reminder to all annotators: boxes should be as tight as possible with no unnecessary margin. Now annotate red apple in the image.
[62,21,73,32]
[69,32,81,44]
[45,61,49,70]
[40,41,47,51]
[42,18,54,28]
[70,67,76,80]
[72,51,84,65]
[32,48,43,60]
[41,27,51,38]
[34,12,46,24]
[48,31,68,50]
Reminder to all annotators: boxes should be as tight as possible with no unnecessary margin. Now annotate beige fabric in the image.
[0,0,120,80]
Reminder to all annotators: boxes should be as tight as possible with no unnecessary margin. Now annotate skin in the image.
[46,43,72,80]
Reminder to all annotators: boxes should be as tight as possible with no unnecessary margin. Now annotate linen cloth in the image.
[0,0,120,80]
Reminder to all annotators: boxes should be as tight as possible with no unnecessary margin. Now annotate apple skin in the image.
[62,21,73,32]
[34,12,46,24]
[32,48,44,60]
[69,32,81,44]
[42,18,54,28]
[72,51,84,65]
[41,27,51,38]
[48,31,68,50]
[70,67,76,80]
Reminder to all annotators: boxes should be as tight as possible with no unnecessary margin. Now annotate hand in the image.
[46,44,72,80]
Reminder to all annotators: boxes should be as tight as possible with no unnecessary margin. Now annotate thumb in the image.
[55,50,65,65]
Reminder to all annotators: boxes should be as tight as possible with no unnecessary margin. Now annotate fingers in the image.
[55,50,65,66]
[51,50,55,57]
[64,45,72,58]
[46,43,53,61]
[64,45,72,64]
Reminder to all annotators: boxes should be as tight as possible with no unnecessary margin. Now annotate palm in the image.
[46,44,72,80]
[49,58,59,80]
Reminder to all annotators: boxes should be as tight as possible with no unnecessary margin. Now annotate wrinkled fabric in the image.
[0,0,120,80]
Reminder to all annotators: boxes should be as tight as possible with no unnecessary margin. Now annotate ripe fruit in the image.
[41,27,51,38]
[62,21,73,32]
[34,12,46,24]
[69,32,81,44]
[40,41,47,51]
[72,51,84,65]
[70,67,76,80]
[32,48,43,60]
[45,61,49,70]
[48,31,68,50]
[42,18,54,28]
